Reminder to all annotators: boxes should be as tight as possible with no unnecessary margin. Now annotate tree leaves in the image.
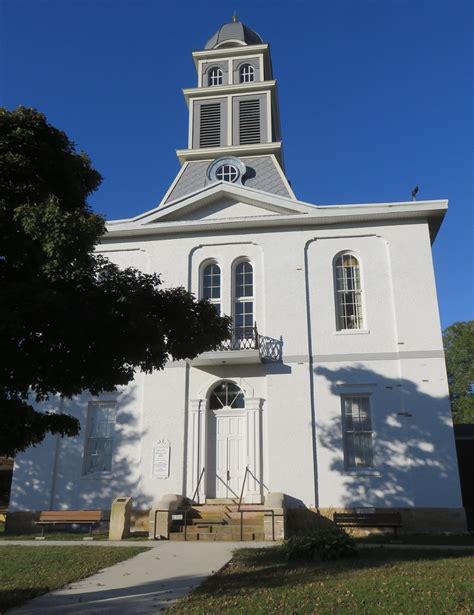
[443,321,474,423]
[0,107,231,455]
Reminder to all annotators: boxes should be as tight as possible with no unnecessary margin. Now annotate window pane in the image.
[336,252,363,330]
[210,382,244,409]
[202,263,221,306]
[342,396,374,469]
[344,434,356,468]
[85,403,116,474]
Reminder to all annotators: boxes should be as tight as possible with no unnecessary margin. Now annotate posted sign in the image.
[152,441,170,478]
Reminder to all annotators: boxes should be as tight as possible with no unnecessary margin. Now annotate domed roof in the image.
[204,19,263,50]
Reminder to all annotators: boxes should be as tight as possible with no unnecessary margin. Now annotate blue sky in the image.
[1,0,472,329]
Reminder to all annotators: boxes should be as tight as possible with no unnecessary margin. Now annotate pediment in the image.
[133,183,316,226]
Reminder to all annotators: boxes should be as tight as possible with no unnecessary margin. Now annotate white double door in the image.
[212,411,246,499]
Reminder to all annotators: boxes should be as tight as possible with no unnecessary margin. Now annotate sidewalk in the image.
[8,541,267,614]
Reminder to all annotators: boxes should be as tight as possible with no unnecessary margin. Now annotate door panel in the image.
[215,414,245,498]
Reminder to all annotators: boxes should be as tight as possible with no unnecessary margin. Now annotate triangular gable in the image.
[131,182,318,226]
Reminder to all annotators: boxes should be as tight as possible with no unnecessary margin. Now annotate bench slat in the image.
[37,511,102,523]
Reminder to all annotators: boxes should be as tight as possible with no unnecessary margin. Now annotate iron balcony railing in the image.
[217,323,283,362]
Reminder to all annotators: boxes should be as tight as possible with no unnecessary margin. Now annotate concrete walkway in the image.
[8,541,268,614]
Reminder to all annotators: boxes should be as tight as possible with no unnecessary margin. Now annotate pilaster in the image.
[245,397,264,503]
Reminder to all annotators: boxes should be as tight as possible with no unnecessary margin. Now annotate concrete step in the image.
[205,498,238,505]
[182,524,264,534]
[193,509,264,517]
[169,531,265,542]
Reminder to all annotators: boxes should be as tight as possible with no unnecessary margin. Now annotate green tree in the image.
[0,107,230,456]
[443,321,474,423]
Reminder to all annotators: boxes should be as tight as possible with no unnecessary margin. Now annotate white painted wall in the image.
[9,204,463,512]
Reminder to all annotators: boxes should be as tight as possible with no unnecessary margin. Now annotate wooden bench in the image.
[334,512,402,538]
[35,510,103,538]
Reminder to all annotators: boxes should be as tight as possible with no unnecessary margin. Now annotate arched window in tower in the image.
[239,63,254,83]
[234,260,254,343]
[201,262,221,315]
[208,66,223,86]
[334,253,364,330]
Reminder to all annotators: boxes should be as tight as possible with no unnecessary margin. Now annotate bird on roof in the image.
[411,186,419,201]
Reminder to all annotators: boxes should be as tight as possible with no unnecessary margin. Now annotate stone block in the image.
[148,494,184,540]
[109,496,133,541]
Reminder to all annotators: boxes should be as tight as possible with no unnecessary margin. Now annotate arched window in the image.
[202,262,221,315]
[334,253,363,330]
[208,66,223,86]
[209,381,244,410]
[234,261,254,342]
[239,63,254,83]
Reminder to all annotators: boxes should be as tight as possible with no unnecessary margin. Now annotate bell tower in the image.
[161,18,294,205]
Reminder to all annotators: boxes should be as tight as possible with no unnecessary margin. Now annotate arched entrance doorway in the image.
[207,381,246,499]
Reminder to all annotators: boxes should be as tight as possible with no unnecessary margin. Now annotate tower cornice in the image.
[176,142,283,166]
[192,44,269,69]
[182,80,276,106]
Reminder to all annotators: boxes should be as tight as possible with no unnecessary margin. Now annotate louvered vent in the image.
[239,99,261,144]
[199,103,221,148]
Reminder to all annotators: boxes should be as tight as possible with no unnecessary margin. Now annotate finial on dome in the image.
[232,12,238,23]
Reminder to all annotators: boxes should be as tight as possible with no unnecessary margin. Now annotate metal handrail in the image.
[238,466,251,512]
[237,465,269,511]
[218,323,259,351]
[192,467,205,504]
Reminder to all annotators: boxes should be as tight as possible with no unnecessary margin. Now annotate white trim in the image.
[182,80,276,106]
[176,141,283,165]
[187,97,194,148]
[192,45,269,69]
[198,60,203,88]
[105,186,447,241]
[214,39,247,49]
[227,58,233,85]
[227,95,232,145]
[265,91,271,143]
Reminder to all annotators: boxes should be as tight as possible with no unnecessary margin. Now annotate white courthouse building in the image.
[9,20,465,532]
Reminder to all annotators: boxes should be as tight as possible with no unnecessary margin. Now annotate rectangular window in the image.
[84,402,117,474]
[341,396,374,469]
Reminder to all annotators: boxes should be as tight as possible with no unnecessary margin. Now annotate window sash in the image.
[202,263,221,315]
[209,67,223,86]
[335,253,363,330]
[342,396,374,469]
[240,64,255,83]
[84,403,116,474]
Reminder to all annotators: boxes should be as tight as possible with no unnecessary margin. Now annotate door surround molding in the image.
[189,395,264,503]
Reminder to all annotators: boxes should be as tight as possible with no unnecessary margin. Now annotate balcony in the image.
[189,324,282,367]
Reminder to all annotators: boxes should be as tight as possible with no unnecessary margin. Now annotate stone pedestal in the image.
[109,496,133,541]
[264,492,286,541]
[148,494,184,540]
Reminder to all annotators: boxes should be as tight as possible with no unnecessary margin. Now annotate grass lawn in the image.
[170,546,474,614]
[0,545,148,612]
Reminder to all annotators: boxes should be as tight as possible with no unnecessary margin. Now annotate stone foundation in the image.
[287,507,467,536]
